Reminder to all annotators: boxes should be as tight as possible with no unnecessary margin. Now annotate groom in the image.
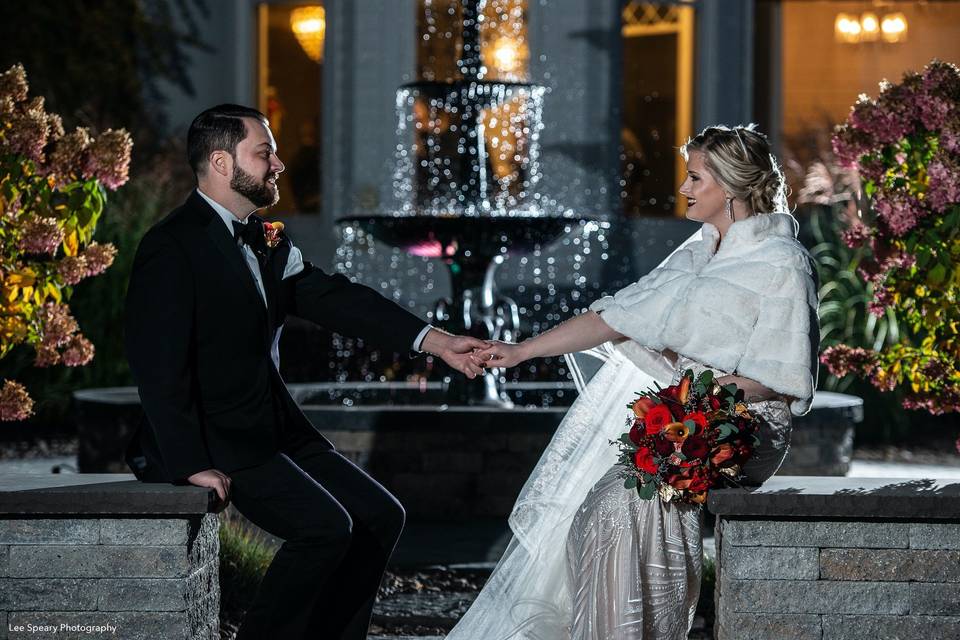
[124,104,487,640]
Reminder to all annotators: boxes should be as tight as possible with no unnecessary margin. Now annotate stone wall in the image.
[0,475,220,640]
[710,477,960,640]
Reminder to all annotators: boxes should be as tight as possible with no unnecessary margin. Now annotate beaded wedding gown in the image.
[445,350,793,640]
[563,355,792,640]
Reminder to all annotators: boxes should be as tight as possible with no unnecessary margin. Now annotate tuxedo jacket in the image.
[124,191,427,483]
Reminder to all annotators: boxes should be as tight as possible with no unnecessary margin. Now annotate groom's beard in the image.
[231,164,278,208]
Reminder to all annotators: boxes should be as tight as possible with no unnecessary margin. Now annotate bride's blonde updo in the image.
[680,124,789,215]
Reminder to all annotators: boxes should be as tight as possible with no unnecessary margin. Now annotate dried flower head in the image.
[0,379,34,422]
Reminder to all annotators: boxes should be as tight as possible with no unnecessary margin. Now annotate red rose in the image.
[628,421,644,445]
[687,468,712,493]
[653,436,675,457]
[682,411,709,434]
[643,404,672,436]
[681,435,710,460]
[634,446,659,475]
[709,396,721,410]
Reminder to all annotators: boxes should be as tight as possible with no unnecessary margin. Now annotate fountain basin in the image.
[73,384,861,519]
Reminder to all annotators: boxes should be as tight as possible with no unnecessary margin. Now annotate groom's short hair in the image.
[187,104,268,177]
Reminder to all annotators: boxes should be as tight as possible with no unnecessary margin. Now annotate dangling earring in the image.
[725,198,734,221]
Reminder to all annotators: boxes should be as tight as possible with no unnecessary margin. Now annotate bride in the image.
[450,124,820,640]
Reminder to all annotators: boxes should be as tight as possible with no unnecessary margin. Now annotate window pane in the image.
[257,3,323,215]
[620,2,695,218]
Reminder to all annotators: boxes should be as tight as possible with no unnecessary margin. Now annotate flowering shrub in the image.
[825,60,960,415]
[0,63,131,420]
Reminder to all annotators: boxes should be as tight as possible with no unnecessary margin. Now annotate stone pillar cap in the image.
[0,473,219,515]
[708,476,960,520]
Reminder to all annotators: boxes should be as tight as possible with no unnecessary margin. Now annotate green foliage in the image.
[218,509,278,617]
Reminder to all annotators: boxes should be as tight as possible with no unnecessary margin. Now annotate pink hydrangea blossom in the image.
[4,96,50,162]
[61,334,94,367]
[926,152,960,212]
[0,64,28,103]
[39,303,79,348]
[872,191,926,236]
[57,255,88,286]
[0,379,34,422]
[18,216,63,255]
[819,345,877,378]
[81,242,117,277]
[33,343,60,368]
[45,127,92,184]
[82,129,133,190]
[841,221,872,249]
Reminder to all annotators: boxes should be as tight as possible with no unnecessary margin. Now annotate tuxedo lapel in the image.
[192,193,269,319]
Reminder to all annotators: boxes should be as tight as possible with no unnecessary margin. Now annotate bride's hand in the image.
[476,340,530,370]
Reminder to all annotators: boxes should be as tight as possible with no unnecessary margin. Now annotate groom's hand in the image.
[187,468,232,506]
[421,329,489,379]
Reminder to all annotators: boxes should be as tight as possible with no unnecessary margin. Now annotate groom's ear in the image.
[208,150,231,178]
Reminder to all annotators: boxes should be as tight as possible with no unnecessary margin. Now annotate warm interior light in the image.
[290,6,326,62]
[881,12,908,43]
[860,12,879,41]
[835,13,862,44]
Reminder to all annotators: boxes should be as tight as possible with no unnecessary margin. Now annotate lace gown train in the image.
[563,357,793,640]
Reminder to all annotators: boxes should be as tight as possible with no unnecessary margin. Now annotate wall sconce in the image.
[290,5,326,62]
[835,10,907,44]
[881,12,908,43]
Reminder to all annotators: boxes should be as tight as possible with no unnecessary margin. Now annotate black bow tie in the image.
[232,218,267,260]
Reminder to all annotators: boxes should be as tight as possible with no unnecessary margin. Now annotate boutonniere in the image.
[263,221,285,249]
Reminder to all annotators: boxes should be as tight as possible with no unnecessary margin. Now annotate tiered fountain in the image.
[338,0,590,407]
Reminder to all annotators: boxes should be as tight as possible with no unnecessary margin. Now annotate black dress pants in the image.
[230,432,405,640]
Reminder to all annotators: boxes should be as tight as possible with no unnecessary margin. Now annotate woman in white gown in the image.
[448,124,820,640]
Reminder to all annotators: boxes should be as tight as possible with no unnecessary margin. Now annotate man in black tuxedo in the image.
[124,104,487,640]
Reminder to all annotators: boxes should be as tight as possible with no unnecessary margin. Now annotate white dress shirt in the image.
[196,189,432,368]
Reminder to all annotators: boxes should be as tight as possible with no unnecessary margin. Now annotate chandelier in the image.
[835,10,908,44]
[290,5,326,62]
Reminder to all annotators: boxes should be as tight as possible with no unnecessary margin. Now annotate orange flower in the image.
[632,396,656,418]
[678,376,692,404]
[663,421,691,443]
[711,443,735,466]
[688,491,708,504]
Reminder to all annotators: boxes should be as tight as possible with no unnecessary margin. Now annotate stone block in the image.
[722,546,819,580]
[6,611,201,640]
[909,523,960,550]
[716,611,821,640]
[822,614,960,639]
[910,582,960,615]
[721,576,910,615]
[0,520,99,545]
[483,451,539,473]
[721,519,909,548]
[95,565,216,612]
[476,472,529,497]
[820,548,960,582]
[0,578,97,610]
[475,433,509,452]
[323,430,376,453]
[421,452,483,473]
[506,432,551,454]
[4,545,199,579]
[99,518,189,545]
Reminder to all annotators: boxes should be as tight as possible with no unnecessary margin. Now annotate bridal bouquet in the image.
[611,369,762,505]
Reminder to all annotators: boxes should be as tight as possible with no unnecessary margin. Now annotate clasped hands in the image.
[420,329,529,378]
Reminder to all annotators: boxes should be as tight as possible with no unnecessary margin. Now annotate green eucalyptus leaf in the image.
[636,481,657,500]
